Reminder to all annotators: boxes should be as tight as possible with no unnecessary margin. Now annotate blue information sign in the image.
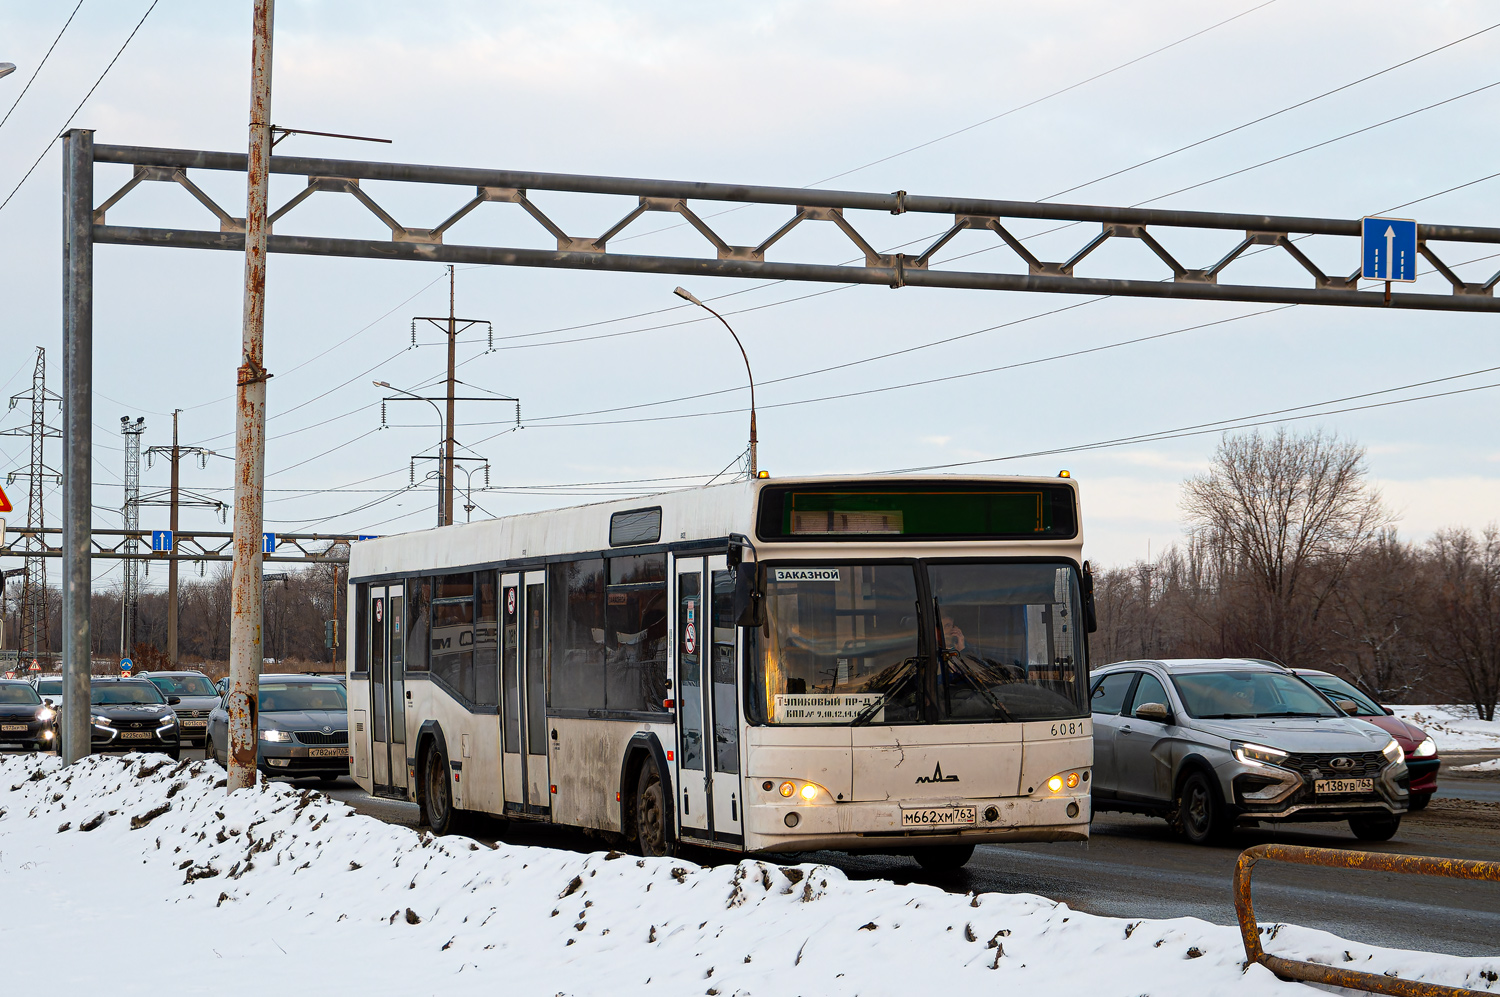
[151,529,173,552]
[119,657,133,672]
[262,532,276,554]
[1361,216,1417,282]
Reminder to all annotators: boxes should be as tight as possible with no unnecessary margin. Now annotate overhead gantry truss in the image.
[89,142,1500,311]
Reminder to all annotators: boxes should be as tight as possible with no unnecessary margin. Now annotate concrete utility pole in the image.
[226,0,274,792]
[143,410,225,665]
[118,416,146,657]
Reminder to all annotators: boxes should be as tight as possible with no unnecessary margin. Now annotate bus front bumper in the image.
[743,792,1090,852]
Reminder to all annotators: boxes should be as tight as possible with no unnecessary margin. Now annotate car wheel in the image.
[914,843,976,872]
[424,744,463,835]
[633,760,675,857]
[1175,770,1228,845]
[1408,792,1431,811]
[1350,814,1401,841]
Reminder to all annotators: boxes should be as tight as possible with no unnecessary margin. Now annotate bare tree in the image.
[1181,428,1390,665]
[1423,526,1500,721]
[1324,530,1428,700]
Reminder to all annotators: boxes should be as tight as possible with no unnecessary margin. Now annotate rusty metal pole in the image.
[60,129,94,765]
[442,265,456,527]
[226,0,274,792]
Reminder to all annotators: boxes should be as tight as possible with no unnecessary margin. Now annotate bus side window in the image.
[353,583,369,673]
[710,570,739,774]
[549,559,606,711]
[474,572,500,707]
[405,578,430,672]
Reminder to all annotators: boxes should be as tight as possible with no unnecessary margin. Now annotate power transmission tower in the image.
[405,265,508,526]
[142,409,226,665]
[2,348,61,664]
[118,416,146,657]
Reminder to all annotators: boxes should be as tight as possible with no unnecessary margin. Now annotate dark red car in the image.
[1293,669,1439,810]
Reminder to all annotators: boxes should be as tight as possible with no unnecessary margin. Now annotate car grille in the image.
[295,730,348,745]
[1284,750,1385,779]
[176,709,212,719]
[116,720,167,731]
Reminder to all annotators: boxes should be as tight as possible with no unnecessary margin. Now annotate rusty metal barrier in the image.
[1235,843,1500,996]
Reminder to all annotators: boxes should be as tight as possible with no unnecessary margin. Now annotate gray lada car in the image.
[206,674,349,782]
[1089,658,1407,844]
[139,670,220,748]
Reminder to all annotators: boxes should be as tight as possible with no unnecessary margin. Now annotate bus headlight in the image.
[773,780,827,803]
[1046,771,1085,793]
[779,781,795,798]
[799,783,818,802]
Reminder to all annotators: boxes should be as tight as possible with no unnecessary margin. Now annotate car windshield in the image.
[750,560,1088,725]
[36,679,62,696]
[1172,671,1340,719]
[258,683,346,712]
[1302,674,1384,716]
[0,685,41,705]
[146,674,217,697]
[91,682,167,706]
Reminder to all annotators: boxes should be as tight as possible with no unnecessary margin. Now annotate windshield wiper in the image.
[849,657,918,726]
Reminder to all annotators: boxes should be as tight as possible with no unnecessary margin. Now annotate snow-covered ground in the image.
[1391,706,1500,752]
[2,754,1496,996]
[1455,758,1500,773]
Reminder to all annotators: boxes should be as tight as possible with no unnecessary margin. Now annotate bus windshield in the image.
[752,560,1087,724]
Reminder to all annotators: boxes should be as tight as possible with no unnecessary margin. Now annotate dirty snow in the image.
[1,754,1495,996]
[1454,758,1500,773]
[1391,706,1500,751]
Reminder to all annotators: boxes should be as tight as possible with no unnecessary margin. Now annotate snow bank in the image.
[1454,758,1500,773]
[1,754,1495,996]
[1392,706,1500,751]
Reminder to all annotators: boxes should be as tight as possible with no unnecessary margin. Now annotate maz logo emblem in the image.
[916,762,959,784]
[1328,756,1359,771]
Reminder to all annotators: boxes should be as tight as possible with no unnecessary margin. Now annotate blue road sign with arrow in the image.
[1361,216,1417,282]
[151,530,173,552]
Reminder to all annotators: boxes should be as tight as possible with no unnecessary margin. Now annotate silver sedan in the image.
[206,674,349,783]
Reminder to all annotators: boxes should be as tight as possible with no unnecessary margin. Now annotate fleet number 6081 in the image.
[1049,721,1086,737]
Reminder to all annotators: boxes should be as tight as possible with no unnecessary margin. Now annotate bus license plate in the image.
[901,806,976,827]
[1315,778,1373,795]
[119,731,153,740]
[308,747,346,758]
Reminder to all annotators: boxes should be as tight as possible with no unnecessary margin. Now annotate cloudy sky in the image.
[2,0,1498,589]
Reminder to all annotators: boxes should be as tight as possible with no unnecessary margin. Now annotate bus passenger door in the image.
[369,584,409,796]
[707,557,744,842]
[522,571,551,814]
[674,557,710,837]
[500,572,523,810]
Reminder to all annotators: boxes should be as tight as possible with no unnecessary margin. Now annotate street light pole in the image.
[673,287,757,477]
[374,381,446,527]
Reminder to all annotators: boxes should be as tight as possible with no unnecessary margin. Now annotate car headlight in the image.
[259,728,293,742]
[91,715,112,727]
[1412,737,1436,758]
[160,713,178,724]
[1382,739,1405,764]
[36,707,55,723]
[1233,741,1289,767]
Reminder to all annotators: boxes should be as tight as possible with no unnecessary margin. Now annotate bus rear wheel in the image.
[914,843,975,872]
[424,745,462,835]
[634,761,674,857]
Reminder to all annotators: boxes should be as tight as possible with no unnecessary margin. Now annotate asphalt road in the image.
[184,749,1500,959]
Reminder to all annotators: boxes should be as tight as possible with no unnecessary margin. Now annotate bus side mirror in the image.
[733,564,765,628]
[1081,560,1099,634]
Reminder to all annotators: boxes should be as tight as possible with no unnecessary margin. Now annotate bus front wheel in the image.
[634,761,675,857]
[914,843,975,872]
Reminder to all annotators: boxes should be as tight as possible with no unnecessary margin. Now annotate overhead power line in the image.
[0,0,159,216]
[0,0,85,134]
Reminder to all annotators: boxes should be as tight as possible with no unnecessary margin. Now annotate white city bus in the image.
[346,475,1096,869]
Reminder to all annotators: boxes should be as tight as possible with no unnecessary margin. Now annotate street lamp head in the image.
[373,380,390,388]
[0,64,16,80]
[673,286,702,306]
